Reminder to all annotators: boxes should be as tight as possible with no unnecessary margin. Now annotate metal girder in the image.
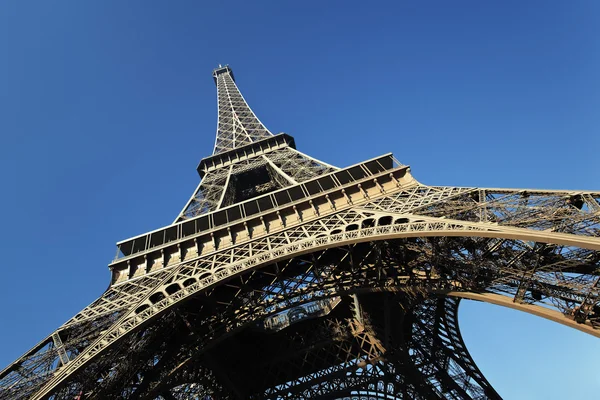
[1,65,599,400]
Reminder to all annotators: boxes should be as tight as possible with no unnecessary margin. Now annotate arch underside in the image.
[2,187,599,399]
[46,260,500,399]
[38,232,599,399]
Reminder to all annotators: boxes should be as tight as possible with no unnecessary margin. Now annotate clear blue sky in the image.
[1,1,599,398]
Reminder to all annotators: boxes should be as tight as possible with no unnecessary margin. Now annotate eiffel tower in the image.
[1,65,599,400]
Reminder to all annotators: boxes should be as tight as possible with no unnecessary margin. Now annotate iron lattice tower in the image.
[1,65,599,400]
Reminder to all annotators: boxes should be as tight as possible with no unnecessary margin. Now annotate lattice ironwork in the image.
[1,65,599,400]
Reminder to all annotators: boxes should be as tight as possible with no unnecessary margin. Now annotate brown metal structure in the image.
[1,65,599,399]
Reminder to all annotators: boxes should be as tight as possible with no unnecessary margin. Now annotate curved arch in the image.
[30,222,599,399]
[125,218,598,326]
[447,291,600,338]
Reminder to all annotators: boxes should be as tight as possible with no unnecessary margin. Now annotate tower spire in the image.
[173,66,337,222]
[212,65,272,154]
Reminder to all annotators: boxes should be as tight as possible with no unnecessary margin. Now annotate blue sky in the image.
[0,1,599,398]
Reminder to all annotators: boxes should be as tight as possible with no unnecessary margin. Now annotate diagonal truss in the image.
[212,65,272,154]
[1,65,599,400]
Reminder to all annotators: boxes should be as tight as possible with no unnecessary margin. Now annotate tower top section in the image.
[211,65,272,155]
[171,65,337,223]
[212,64,235,83]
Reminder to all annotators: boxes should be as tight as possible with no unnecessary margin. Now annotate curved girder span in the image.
[1,179,598,399]
[86,231,598,399]
[1,200,598,398]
